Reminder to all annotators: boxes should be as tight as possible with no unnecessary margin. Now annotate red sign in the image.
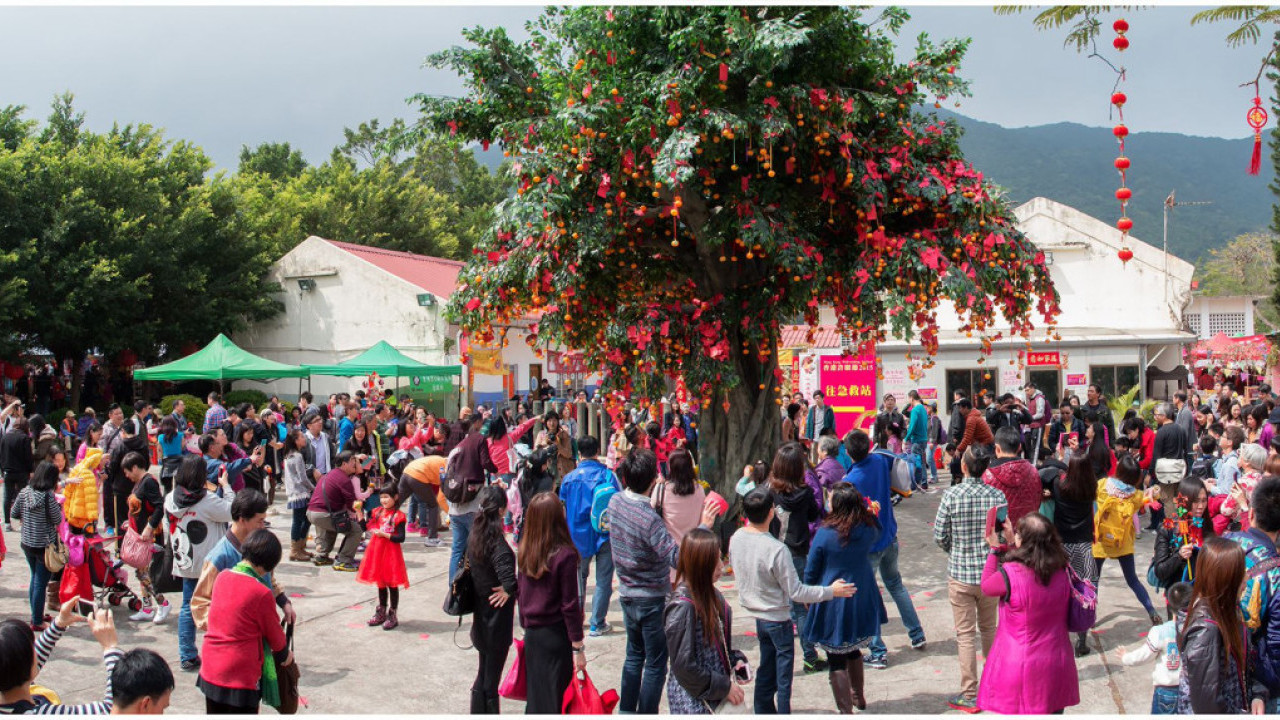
[1027,351,1061,367]
[819,351,878,437]
[547,351,589,375]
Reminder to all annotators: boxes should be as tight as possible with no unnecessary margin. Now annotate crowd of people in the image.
[2,378,1280,715]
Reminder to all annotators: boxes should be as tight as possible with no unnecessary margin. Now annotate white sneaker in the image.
[129,607,154,622]
[152,601,172,624]
[423,538,442,547]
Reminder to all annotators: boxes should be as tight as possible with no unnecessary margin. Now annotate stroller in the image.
[61,537,143,612]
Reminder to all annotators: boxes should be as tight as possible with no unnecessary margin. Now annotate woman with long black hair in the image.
[665,528,746,714]
[466,486,517,714]
[1051,455,1098,657]
[11,461,62,630]
[515,492,584,713]
[770,443,823,673]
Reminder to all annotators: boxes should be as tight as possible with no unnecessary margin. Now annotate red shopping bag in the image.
[497,638,526,701]
[562,670,619,714]
[59,562,92,604]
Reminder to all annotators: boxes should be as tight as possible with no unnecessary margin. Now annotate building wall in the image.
[233,237,455,400]
[1184,295,1256,339]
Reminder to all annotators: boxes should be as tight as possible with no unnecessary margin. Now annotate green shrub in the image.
[160,394,207,430]
[45,407,75,425]
[224,389,269,411]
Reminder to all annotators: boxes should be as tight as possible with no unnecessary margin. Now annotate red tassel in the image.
[1251,131,1263,175]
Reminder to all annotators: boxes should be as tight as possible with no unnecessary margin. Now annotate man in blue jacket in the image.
[844,429,926,670]
[805,391,836,442]
[558,434,620,637]
[904,389,931,492]
[1232,476,1280,711]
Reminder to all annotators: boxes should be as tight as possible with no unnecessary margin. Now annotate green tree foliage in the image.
[417,6,1059,490]
[0,94,284,406]
[1196,232,1280,331]
[235,121,509,259]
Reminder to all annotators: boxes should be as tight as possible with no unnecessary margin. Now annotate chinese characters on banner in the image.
[819,352,878,436]
[798,353,819,398]
[1027,351,1061,367]
[1066,373,1087,387]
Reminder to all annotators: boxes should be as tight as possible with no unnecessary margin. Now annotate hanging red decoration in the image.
[1112,17,1133,264]
[1247,96,1268,175]
[4,363,25,381]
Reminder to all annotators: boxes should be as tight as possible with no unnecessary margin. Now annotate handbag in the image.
[443,557,476,617]
[497,638,527,701]
[150,525,182,595]
[1065,564,1098,633]
[321,474,353,534]
[42,497,68,573]
[275,621,302,715]
[120,526,154,570]
[562,669,619,715]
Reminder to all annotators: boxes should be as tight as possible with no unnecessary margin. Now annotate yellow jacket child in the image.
[64,448,103,532]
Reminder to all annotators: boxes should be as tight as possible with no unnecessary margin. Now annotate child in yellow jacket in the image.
[63,448,103,533]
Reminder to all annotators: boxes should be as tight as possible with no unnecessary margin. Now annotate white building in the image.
[234,236,592,406]
[789,197,1196,414]
[1184,294,1262,339]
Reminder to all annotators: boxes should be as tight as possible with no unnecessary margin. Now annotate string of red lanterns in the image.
[1112,19,1133,264]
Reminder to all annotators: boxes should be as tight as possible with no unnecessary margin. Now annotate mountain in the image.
[930,108,1275,264]
[470,111,1277,264]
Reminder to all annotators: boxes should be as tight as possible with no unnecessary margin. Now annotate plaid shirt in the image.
[934,475,1007,585]
[203,403,227,434]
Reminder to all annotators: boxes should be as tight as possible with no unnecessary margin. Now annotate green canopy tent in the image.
[133,334,310,386]
[303,340,462,378]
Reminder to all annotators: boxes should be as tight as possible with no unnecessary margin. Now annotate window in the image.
[1186,314,1202,338]
[1027,369,1060,407]
[1207,312,1246,337]
[1090,365,1140,399]
[945,368,997,412]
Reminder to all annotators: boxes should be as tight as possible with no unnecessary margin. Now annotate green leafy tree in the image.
[1196,232,1280,331]
[0,95,283,407]
[238,141,308,180]
[415,6,1060,491]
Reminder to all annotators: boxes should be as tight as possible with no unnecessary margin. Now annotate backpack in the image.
[590,481,621,535]
[1094,492,1136,552]
[873,449,914,497]
[1189,454,1217,482]
[441,445,479,505]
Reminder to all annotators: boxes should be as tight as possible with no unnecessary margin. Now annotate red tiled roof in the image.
[779,324,842,349]
[324,239,464,299]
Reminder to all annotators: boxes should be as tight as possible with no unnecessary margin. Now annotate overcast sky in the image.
[0,5,1265,170]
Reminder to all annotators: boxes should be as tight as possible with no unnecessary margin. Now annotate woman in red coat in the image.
[198,529,291,714]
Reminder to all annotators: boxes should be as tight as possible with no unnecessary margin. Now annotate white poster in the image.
[798,352,819,398]
[1000,367,1022,393]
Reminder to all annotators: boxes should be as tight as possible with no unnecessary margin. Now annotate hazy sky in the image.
[0,5,1266,170]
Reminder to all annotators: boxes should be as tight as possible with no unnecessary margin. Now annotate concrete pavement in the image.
[0,478,1161,714]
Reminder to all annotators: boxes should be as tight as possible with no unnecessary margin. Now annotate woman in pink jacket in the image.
[978,512,1080,714]
[485,415,538,484]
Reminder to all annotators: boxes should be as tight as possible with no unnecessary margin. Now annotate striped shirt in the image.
[11,488,61,549]
[607,490,680,599]
[933,476,1007,585]
[0,622,120,714]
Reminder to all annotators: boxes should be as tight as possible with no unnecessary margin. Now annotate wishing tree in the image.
[413,6,1060,492]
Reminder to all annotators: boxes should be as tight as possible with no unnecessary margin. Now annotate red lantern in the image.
[1113,18,1129,33]
[1111,92,1127,107]
[1248,96,1268,175]
[1113,124,1129,138]
[1118,247,1134,263]
[1117,217,1133,232]
[1113,36,1129,51]
[1114,156,1131,171]
[1115,188,1132,201]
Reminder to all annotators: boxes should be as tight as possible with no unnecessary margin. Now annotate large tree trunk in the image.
[66,356,83,411]
[698,332,782,504]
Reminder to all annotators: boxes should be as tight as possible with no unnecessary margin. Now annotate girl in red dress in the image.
[357,486,409,630]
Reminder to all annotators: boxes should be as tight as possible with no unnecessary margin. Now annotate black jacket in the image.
[1179,606,1269,713]
[1152,526,1211,589]
[0,429,32,477]
[469,535,517,650]
[109,434,151,494]
[770,485,821,557]
[665,584,733,709]
[1045,417,1085,454]
[986,406,1032,434]
[1154,422,1187,461]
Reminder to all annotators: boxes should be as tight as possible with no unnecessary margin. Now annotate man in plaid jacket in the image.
[934,445,1007,713]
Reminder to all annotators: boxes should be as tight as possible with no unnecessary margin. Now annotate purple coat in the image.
[977,554,1080,714]
[804,468,826,535]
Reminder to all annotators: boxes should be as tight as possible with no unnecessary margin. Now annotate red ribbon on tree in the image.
[1248,96,1268,175]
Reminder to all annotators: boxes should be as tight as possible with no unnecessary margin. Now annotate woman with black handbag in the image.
[466,486,517,714]
[516,492,583,714]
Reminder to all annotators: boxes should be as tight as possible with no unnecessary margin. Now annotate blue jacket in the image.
[558,459,619,558]
[802,523,886,650]
[338,417,356,451]
[905,403,929,444]
[845,453,897,554]
[1230,528,1280,695]
[805,405,836,440]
